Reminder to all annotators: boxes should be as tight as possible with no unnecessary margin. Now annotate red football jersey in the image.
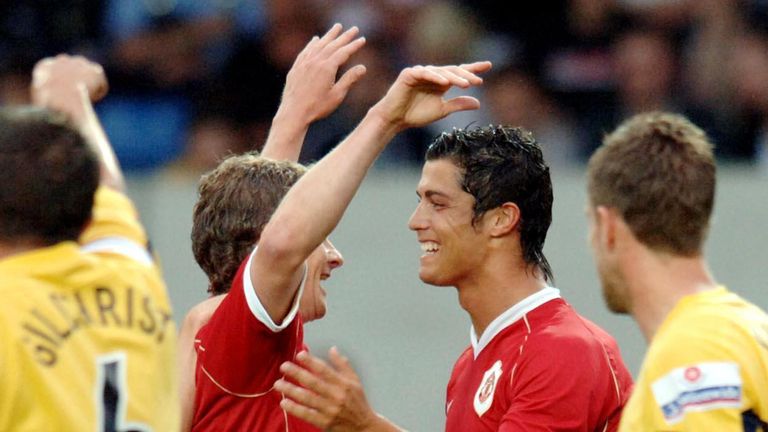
[445,288,633,431]
[192,251,319,432]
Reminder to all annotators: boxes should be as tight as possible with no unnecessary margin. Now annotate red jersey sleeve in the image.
[195,248,305,395]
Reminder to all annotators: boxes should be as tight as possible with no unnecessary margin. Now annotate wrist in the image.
[364,105,402,139]
[361,413,404,432]
[33,85,89,125]
[272,105,311,133]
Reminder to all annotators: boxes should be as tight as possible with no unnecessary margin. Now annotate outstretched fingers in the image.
[405,64,488,90]
[318,23,344,46]
[279,356,337,397]
[295,350,345,385]
[328,346,359,380]
[334,64,367,95]
[324,25,362,54]
[459,61,493,74]
[279,397,328,428]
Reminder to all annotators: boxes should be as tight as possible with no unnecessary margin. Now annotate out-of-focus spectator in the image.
[5,0,768,170]
[173,0,327,173]
[485,66,580,168]
[538,0,622,102]
[404,1,490,138]
[577,25,683,156]
[98,0,264,172]
[0,0,102,105]
[677,0,767,161]
[725,30,768,163]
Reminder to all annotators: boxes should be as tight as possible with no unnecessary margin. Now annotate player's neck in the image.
[628,250,717,342]
[0,239,46,260]
[457,264,548,338]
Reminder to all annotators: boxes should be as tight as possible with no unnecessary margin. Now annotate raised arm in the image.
[261,23,367,161]
[252,61,492,340]
[31,55,125,192]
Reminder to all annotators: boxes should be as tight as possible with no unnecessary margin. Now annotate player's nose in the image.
[324,239,344,270]
[408,204,427,231]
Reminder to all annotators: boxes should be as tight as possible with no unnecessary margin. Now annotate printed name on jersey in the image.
[20,286,173,367]
[651,361,742,424]
[474,360,502,417]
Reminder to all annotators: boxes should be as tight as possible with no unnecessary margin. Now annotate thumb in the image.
[442,96,480,115]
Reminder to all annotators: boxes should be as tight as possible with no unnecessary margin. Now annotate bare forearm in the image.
[261,109,398,263]
[31,59,125,191]
[260,108,311,161]
[75,92,125,191]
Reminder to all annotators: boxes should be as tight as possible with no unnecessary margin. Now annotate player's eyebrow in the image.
[416,190,451,200]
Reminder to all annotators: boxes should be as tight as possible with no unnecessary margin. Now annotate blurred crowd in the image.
[1,0,767,173]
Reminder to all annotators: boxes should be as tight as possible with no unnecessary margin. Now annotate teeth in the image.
[420,241,439,253]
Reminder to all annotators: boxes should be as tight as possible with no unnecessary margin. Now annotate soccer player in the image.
[186,33,493,430]
[0,56,179,429]
[177,23,368,430]
[586,111,768,430]
[276,125,634,431]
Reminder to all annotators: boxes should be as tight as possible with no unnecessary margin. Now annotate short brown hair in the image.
[587,112,715,255]
[191,153,306,295]
[0,107,99,245]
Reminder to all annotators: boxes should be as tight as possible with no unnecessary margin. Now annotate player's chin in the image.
[305,303,327,322]
[418,269,450,287]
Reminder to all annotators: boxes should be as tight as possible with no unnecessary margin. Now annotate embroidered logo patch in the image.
[474,360,502,417]
[651,361,742,424]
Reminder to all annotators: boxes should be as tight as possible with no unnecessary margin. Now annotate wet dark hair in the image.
[426,125,554,282]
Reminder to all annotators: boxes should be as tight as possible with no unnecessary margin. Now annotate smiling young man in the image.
[587,111,768,431]
[411,125,633,431]
[276,125,633,431]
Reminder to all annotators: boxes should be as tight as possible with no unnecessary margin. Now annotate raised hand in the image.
[275,348,403,432]
[31,54,109,124]
[30,54,122,190]
[369,61,492,132]
[280,23,367,123]
[262,23,367,161]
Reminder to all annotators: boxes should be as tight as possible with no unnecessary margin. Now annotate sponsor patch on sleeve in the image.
[651,361,742,424]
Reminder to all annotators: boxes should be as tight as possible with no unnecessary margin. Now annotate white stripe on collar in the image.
[470,287,561,358]
[243,246,307,333]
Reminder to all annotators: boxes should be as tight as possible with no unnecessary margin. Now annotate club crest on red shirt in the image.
[474,360,502,417]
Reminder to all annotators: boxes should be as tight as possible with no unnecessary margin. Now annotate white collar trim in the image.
[470,287,561,358]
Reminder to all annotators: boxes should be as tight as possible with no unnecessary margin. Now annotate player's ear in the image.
[595,206,617,250]
[488,202,520,237]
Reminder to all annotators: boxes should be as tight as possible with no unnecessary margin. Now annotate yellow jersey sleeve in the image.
[620,290,768,431]
[79,186,148,247]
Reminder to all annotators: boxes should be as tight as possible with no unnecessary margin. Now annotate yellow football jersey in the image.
[619,287,768,431]
[0,187,180,431]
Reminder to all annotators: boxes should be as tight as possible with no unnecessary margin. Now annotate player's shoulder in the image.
[529,302,617,350]
[182,294,227,338]
[450,346,474,373]
[651,297,763,364]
